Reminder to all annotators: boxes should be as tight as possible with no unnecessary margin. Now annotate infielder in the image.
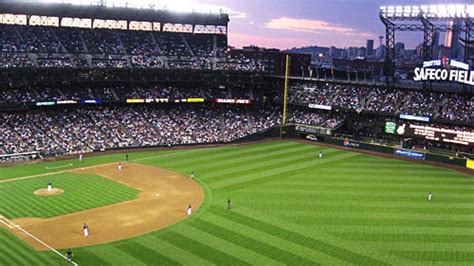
[118,162,123,171]
[187,204,192,215]
[47,181,53,192]
[83,223,89,237]
[190,171,194,179]
[428,191,432,201]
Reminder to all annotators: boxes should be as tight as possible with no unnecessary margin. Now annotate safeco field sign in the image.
[413,56,474,86]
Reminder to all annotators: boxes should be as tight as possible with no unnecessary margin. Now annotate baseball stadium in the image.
[1,1,474,265]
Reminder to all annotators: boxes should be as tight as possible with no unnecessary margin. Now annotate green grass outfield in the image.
[1,140,473,265]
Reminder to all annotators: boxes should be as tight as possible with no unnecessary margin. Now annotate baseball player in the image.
[83,223,89,237]
[187,204,192,215]
[319,151,323,158]
[79,154,83,162]
[428,191,432,201]
[65,249,73,263]
[118,162,122,171]
[126,154,129,161]
[47,181,53,192]
[227,199,231,210]
[190,171,194,179]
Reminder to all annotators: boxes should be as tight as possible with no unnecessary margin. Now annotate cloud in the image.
[263,17,374,38]
[228,32,313,50]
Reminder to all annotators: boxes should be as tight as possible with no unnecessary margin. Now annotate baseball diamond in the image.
[1,140,474,265]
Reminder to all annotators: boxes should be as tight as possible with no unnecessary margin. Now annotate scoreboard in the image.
[385,121,474,146]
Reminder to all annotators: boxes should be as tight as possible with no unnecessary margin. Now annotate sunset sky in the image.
[36,0,473,49]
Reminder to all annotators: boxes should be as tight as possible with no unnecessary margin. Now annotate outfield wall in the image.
[290,125,470,170]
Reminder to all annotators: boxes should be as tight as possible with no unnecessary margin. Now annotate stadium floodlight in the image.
[40,0,232,14]
[380,4,474,19]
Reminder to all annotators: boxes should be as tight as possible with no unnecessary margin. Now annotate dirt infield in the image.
[6,163,204,250]
[33,188,64,196]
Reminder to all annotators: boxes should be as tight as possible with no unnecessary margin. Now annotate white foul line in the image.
[0,215,78,266]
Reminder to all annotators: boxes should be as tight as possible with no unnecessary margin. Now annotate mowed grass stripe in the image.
[191,217,318,265]
[323,225,474,236]
[241,189,474,204]
[236,197,474,209]
[333,232,474,244]
[1,228,61,265]
[159,231,250,265]
[279,178,474,188]
[233,195,474,218]
[141,237,213,266]
[199,212,349,265]
[211,151,356,190]
[244,187,474,201]
[169,223,283,265]
[281,215,474,228]
[269,179,474,193]
[208,207,389,265]
[204,148,340,183]
[193,144,319,178]
[157,141,298,169]
[71,249,111,265]
[270,209,474,222]
[115,241,180,265]
[391,250,474,262]
[73,245,146,265]
[0,172,138,218]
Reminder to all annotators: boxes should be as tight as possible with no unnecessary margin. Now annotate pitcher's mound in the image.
[34,188,64,196]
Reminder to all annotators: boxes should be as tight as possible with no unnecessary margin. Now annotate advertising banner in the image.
[467,159,474,170]
[215,99,252,104]
[308,104,332,110]
[399,114,430,122]
[80,99,102,104]
[56,100,78,105]
[413,56,473,85]
[126,99,145,103]
[35,101,56,106]
[394,149,426,160]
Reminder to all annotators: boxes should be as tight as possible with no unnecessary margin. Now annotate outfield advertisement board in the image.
[385,122,474,146]
[467,159,474,170]
[394,149,426,160]
[384,121,397,134]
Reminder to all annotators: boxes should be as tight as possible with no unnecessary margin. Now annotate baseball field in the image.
[1,140,473,265]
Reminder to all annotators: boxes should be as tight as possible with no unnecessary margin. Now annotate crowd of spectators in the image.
[287,107,345,129]
[0,104,345,162]
[289,83,474,124]
[0,24,256,71]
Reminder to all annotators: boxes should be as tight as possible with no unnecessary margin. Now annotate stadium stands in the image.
[0,104,343,162]
[0,25,257,71]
